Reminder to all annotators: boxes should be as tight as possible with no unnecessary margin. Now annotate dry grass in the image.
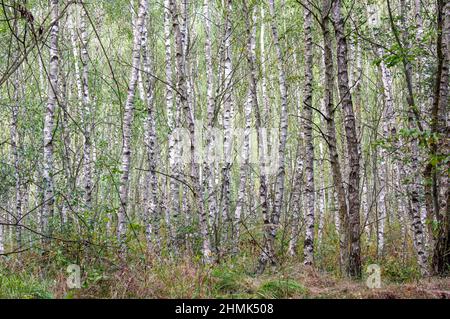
[1,252,449,299]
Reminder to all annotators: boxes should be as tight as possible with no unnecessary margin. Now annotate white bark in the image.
[141,11,159,251]
[221,0,233,252]
[43,0,60,239]
[117,0,147,256]
[11,54,22,247]
[203,0,217,242]
[233,7,256,255]
[302,6,315,266]
[257,0,289,273]
[80,8,93,210]
[333,0,362,277]
[173,0,212,262]
[317,142,326,245]
[165,0,180,252]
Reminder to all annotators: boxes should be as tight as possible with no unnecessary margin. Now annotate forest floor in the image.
[1,252,449,299]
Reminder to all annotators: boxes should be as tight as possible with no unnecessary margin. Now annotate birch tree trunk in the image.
[288,144,303,256]
[321,0,349,274]
[11,16,23,248]
[80,8,93,211]
[141,10,159,252]
[376,55,395,258]
[432,0,450,275]
[255,4,270,262]
[233,4,255,255]
[59,63,71,227]
[43,0,60,240]
[220,0,234,255]
[163,0,180,252]
[302,5,315,266]
[202,0,217,255]
[173,0,212,263]
[332,0,362,278]
[256,0,289,274]
[391,0,429,276]
[117,0,147,257]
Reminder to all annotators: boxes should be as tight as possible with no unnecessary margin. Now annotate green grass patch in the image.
[0,272,53,299]
[257,279,308,298]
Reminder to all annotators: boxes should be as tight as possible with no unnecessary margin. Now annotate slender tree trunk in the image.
[203,0,217,256]
[11,28,23,248]
[302,5,315,266]
[117,0,147,257]
[164,0,180,253]
[332,0,362,278]
[234,4,255,255]
[254,3,270,264]
[43,0,60,240]
[321,0,349,275]
[80,8,93,211]
[432,0,450,275]
[288,143,303,256]
[376,49,395,258]
[256,0,289,274]
[317,141,326,245]
[59,62,71,227]
[69,11,83,107]
[387,0,430,276]
[173,0,212,263]
[141,10,159,252]
[220,0,234,256]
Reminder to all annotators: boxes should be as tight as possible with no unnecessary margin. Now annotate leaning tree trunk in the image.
[256,0,289,274]
[117,0,147,257]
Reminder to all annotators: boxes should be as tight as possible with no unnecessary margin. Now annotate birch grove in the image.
[0,0,449,298]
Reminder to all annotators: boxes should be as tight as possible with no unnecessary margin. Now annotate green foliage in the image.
[0,272,53,299]
[382,257,421,283]
[211,265,246,294]
[257,279,308,298]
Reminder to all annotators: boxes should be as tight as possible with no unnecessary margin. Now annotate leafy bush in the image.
[382,257,421,283]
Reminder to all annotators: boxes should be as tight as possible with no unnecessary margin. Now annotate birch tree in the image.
[302,4,315,266]
[257,0,289,274]
[117,0,148,256]
[332,0,362,278]
[42,0,60,239]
